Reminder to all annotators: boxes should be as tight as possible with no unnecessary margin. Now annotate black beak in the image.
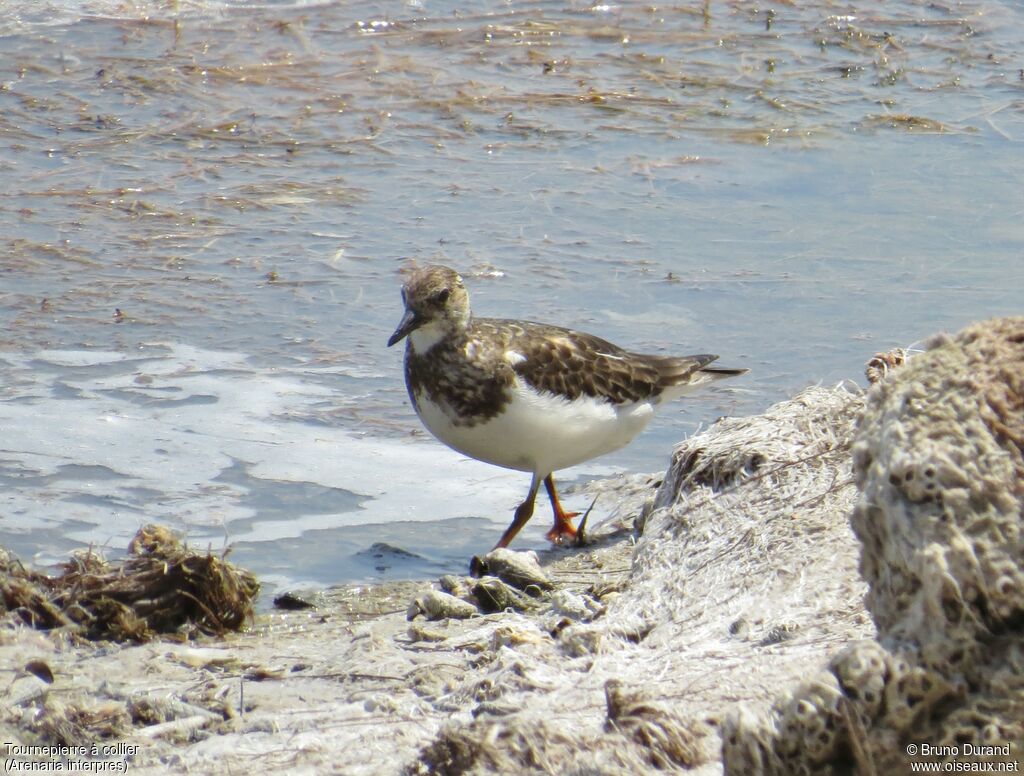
[387,308,420,347]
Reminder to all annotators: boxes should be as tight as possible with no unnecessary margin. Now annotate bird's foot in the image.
[545,512,579,545]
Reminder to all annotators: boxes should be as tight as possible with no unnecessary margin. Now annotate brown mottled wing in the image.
[484,319,719,405]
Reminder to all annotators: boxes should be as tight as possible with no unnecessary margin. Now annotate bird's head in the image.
[387,265,471,350]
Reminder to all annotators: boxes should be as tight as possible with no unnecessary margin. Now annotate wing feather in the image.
[476,319,719,405]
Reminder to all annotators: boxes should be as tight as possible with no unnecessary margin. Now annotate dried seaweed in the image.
[0,524,259,641]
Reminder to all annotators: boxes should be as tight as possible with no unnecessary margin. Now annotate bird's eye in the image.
[435,288,451,304]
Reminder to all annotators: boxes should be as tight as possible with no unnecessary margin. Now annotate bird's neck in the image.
[408,318,469,354]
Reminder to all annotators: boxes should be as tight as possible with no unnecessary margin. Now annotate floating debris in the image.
[862,113,952,132]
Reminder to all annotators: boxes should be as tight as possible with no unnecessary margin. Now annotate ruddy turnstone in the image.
[387,265,747,550]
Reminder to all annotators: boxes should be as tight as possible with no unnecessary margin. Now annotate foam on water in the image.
[0,344,612,582]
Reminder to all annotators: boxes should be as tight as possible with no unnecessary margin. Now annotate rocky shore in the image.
[2,317,1021,775]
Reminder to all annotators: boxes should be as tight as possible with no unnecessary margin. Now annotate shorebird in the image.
[387,265,747,550]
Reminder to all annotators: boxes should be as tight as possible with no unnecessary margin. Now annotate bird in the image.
[387,265,747,551]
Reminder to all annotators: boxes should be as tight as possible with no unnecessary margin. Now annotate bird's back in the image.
[477,317,741,406]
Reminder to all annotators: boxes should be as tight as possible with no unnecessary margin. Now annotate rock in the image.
[273,592,316,610]
[438,574,471,597]
[723,316,1024,774]
[472,577,538,613]
[471,548,553,592]
[407,590,478,621]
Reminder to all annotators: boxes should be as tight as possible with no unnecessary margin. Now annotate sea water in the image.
[1,0,1021,591]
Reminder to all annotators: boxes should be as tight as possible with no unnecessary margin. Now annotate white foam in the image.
[0,344,612,551]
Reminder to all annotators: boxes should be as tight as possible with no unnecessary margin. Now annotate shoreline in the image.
[20,312,1024,776]
[2,384,870,774]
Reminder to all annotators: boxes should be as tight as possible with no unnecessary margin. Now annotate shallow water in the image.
[1,0,1022,592]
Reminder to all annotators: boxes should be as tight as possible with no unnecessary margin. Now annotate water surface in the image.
[1,0,1021,591]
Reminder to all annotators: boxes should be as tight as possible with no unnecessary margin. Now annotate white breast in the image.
[412,377,657,476]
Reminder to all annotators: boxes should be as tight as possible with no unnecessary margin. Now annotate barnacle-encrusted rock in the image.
[853,322,1024,669]
[723,317,1024,774]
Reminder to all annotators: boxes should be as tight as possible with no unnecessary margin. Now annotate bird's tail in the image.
[651,355,747,399]
[700,366,749,378]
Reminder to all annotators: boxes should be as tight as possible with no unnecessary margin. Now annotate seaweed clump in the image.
[0,524,259,641]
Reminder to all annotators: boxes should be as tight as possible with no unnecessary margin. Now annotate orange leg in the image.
[493,474,541,549]
[493,473,580,550]
[543,474,579,544]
